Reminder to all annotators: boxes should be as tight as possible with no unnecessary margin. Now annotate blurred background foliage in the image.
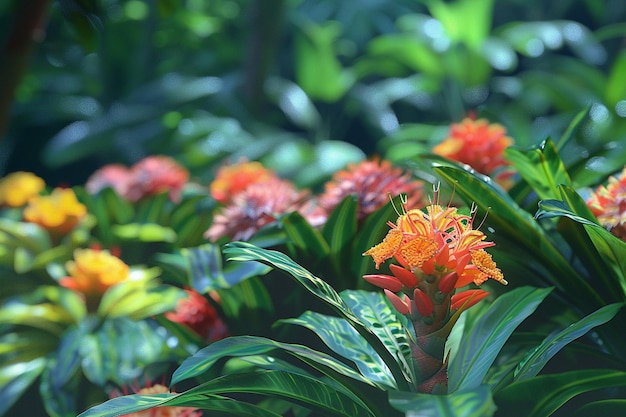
[2,0,626,190]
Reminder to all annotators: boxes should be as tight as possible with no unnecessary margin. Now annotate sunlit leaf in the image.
[514,303,623,381]
[448,286,551,393]
[389,385,496,417]
[0,358,47,416]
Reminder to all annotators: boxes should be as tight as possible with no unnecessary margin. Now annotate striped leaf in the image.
[341,290,415,385]
[171,335,378,390]
[281,211,330,260]
[280,311,397,389]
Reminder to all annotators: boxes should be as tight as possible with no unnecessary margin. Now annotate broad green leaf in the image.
[366,34,442,76]
[340,290,415,385]
[605,50,626,107]
[389,385,496,417]
[504,138,571,200]
[79,392,282,417]
[40,345,81,417]
[428,0,493,49]
[223,241,411,390]
[80,318,166,386]
[281,211,330,260]
[99,282,185,320]
[0,218,51,253]
[0,358,47,416]
[514,303,623,381]
[280,311,397,389]
[83,370,375,417]
[573,399,626,416]
[536,198,626,298]
[448,286,551,393]
[135,192,170,224]
[433,164,606,310]
[294,21,354,102]
[494,369,626,417]
[322,196,358,278]
[217,278,274,333]
[0,303,75,335]
[171,335,377,390]
[112,223,177,243]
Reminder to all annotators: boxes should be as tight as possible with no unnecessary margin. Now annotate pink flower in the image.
[111,383,202,417]
[85,164,132,196]
[205,177,320,242]
[126,156,189,202]
[587,166,626,241]
[318,158,424,221]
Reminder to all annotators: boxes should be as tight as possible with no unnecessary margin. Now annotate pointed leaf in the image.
[280,311,397,389]
[0,358,47,416]
[341,290,415,384]
[495,369,626,417]
[280,211,330,259]
[389,385,496,417]
[515,303,623,381]
[573,399,626,416]
[504,138,571,200]
[448,286,551,392]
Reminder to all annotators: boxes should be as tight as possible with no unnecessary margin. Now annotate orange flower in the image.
[587,166,626,241]
[433,117,513,177]
[0,171,46,207]
[126,156,189,202]
[318,157,425,221]
[363,193,506,319]
[210,159,277,204]
[165,289,229,341]
[112,383,202,417]
[205,177,320,242]
[23,188,87,235]
[59,249,129,297]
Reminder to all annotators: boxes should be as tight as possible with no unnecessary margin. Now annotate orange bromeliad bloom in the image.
[587,166,626,241]
[23,188,87,235]
[60,249,130,297]
[363,191,507,392]
[318,157,425,221]
[210,159,277,204]
[433,117,513,178]
[0,171,46,207]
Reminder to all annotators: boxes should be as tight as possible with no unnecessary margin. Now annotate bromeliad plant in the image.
[76,185,625,417]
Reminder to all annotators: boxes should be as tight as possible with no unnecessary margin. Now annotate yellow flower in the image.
[23,188,87,235]
[0,171,45,207]
[60,249,129,296]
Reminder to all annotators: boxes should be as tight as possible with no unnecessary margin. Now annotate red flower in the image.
[433,117,514,178]
[165,289,228,342]
[318,158,424,221]
[205,177,321,241]
[111,383,202,417]
[587,166,626,241]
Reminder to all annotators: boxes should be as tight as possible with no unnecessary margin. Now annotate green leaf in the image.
[223,241,411,391]
[536,198,626,298]
[504,138,571,200]
[0,303,75,335]
[389,385,496,417]
[280,311,397,389]
[0,358,47,416]
[294,21,354,102]
[112,223,177,243]
[514,303,624,381]
[340,290,415,385]
[171,335,376,390]
[605,50,626,107]
[448,286,551,393]
[573,399,626,417]
[281,211,330,260]
[322,196,358,275]
[494,369,626,417]
[555,107,589,151]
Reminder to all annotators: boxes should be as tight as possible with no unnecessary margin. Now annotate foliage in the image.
[2,0,626,416]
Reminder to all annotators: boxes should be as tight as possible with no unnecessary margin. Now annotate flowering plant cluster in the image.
[1,113,626,417]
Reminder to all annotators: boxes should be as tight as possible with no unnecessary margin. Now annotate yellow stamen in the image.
[399,236,438,269]
[470,249,507,285]
[363,229,403,269]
